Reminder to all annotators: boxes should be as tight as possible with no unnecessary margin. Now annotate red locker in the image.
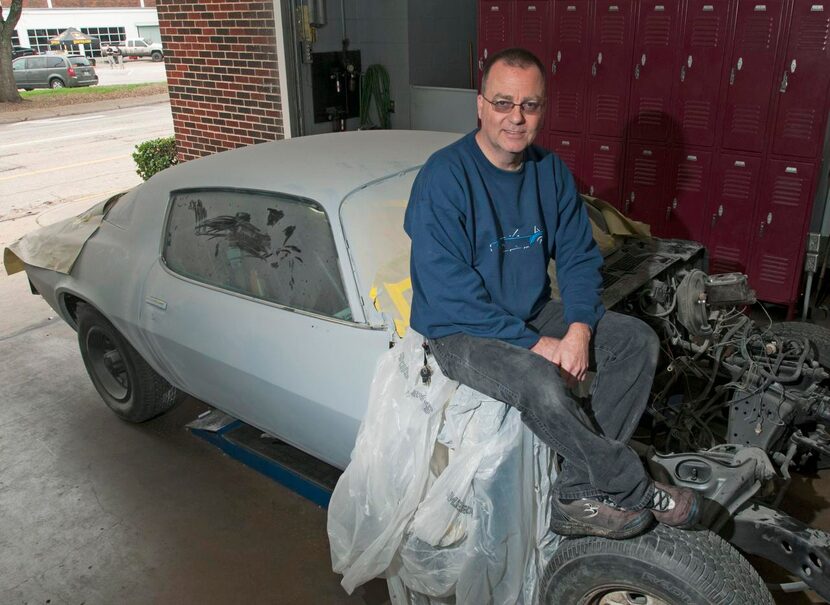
[588,1,636,138]
[549,132,586,190]
[719,0,786,152]
[768,0,830,159]
[478,1,515,88]
[673,0,731,147]
[548,0,592,133]
[515,1,550,67]
[748,159,818,304]
[627,0,681,142]
[621,143,671,233]
[664,149,712,241]
[706,153,762,274]
[583,138,625,207]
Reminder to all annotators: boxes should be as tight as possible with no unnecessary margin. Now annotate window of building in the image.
[26,27,125,55]
[163,189,353,321]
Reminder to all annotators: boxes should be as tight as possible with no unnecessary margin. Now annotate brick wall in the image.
[22,0,145,7]
[156,0,284,162]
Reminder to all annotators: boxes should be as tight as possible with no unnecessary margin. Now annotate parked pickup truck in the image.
[117,38,164,62]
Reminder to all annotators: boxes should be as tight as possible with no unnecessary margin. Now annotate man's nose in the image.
[508,105,526,123]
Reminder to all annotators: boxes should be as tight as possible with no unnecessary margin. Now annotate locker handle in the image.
[624,196,632,214]
[552,60,558,75]
[665,205,672,221]
[592,61,598,77]
[634,64,641,80]
[478,58,484,72]
[680,65,686,82]
[779,70,789,93]
[729,67,736,86]
[711,213,718,227]
[758,222,766,238]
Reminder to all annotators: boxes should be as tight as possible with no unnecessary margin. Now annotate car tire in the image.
[23,88,33,91]
[538,524,774,605]
[771,321,830,367]
[49,78,64,89]
[151,51,163,62]
[76,303,184,422]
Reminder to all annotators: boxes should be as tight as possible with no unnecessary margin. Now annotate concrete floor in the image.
[2,266,830,603]
[0,272,388,604]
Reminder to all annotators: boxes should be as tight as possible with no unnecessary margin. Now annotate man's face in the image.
[476,61,546,169]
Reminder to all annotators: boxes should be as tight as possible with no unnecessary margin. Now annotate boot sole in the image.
[550,512,653,540]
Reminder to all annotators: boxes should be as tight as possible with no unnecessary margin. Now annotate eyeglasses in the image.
[481,95,545,115]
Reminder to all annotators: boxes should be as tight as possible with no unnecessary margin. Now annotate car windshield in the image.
[68,56,91,66]
[339,170,415,321]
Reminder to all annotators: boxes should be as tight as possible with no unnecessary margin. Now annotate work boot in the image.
[550,496,653,539]
[650,482,701,528]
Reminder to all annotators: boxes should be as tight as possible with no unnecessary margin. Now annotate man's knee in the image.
[598,312,659,363]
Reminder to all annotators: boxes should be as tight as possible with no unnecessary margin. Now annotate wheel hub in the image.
[87,328,130,401]
[595,589,669,605]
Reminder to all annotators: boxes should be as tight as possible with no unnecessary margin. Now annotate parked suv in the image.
[12,54,98,90]
[12,46,36,60]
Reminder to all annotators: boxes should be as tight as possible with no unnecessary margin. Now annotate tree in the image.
[0,0,23,103]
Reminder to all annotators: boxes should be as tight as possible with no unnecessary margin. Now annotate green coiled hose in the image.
[360,64,391,129]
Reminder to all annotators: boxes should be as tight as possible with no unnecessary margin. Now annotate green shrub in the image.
[133,136,178,181]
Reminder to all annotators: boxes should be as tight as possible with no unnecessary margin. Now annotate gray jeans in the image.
[428,300,658,510]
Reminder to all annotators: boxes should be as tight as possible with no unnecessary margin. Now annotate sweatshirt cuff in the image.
[564,304,604,333]
[513,329,541,349]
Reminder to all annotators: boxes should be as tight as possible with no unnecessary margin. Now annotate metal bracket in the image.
[725,502,830,601]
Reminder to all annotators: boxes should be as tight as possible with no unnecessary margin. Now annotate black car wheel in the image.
[539,524,773,605]
[151,51,163,62]
[76,302,184,422]
[49,78,64,89]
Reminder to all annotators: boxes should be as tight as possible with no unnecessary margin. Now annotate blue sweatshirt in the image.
[404,131,604,348]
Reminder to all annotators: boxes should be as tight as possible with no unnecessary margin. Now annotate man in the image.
[404,47,700,539]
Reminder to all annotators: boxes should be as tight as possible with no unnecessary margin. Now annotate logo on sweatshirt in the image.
[489,226,544,253]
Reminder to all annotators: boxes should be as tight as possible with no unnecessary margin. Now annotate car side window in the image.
[163,189,353,321]
[46,57,65,68]
[26,57,46,69]
[12,59,24,71]
[135,40,147,47]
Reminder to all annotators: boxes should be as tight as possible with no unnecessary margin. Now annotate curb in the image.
[0,93,170,124]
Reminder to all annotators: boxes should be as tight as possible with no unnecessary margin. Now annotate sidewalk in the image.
[0,92,170,125]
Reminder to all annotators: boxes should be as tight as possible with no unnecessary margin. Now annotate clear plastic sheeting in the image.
[328,330,562,604]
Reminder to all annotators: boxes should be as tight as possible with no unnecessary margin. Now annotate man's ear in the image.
[476,95,484,122]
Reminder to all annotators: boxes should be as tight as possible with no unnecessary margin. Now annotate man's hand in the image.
[530,323,591,388]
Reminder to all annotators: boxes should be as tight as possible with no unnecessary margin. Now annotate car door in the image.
[12,57,29,88]
[139,188,391,469]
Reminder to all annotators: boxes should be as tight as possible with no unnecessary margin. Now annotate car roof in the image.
[148,130,463,214]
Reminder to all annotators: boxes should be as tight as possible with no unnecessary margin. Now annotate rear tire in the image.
[538,524,773,605]
[76,303,183,422]
[151,51,163,62]
[49,78,64,89]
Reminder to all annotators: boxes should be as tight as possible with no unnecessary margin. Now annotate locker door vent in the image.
[781,109,817,142]
[691,15,722,47]
[771,175,805,208]
[519,13,545,44]
[758,254,790,284]
[485,15,508,42]
[742,15,775,49]
[595,94,622,123]
[677,163,705,192]
[560,13,585,43]
[796,16,830,51]
[637,96,665,127]
[600,15,627,45]
[728,105,763,136]
[722,169,753,198]
[633,157,659,185]
[682,100,714,132]
[555,92,581,121]
[593,154,617,180]
[644,15,673,45]
[711,246,743,273]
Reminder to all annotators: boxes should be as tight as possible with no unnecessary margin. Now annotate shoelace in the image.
[651,487,676,512]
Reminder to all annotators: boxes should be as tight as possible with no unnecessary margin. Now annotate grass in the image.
[20,82,166,98]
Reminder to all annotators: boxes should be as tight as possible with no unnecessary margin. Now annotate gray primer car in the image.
[20,130,460,469]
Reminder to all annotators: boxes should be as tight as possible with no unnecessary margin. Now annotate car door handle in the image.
[145,296,167,310]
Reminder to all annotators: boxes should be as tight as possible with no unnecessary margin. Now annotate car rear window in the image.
[68,56,91,66]
[163,189,352,321]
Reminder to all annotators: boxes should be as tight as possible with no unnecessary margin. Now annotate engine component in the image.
[705,273,756,307]
[676,269,711,336]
